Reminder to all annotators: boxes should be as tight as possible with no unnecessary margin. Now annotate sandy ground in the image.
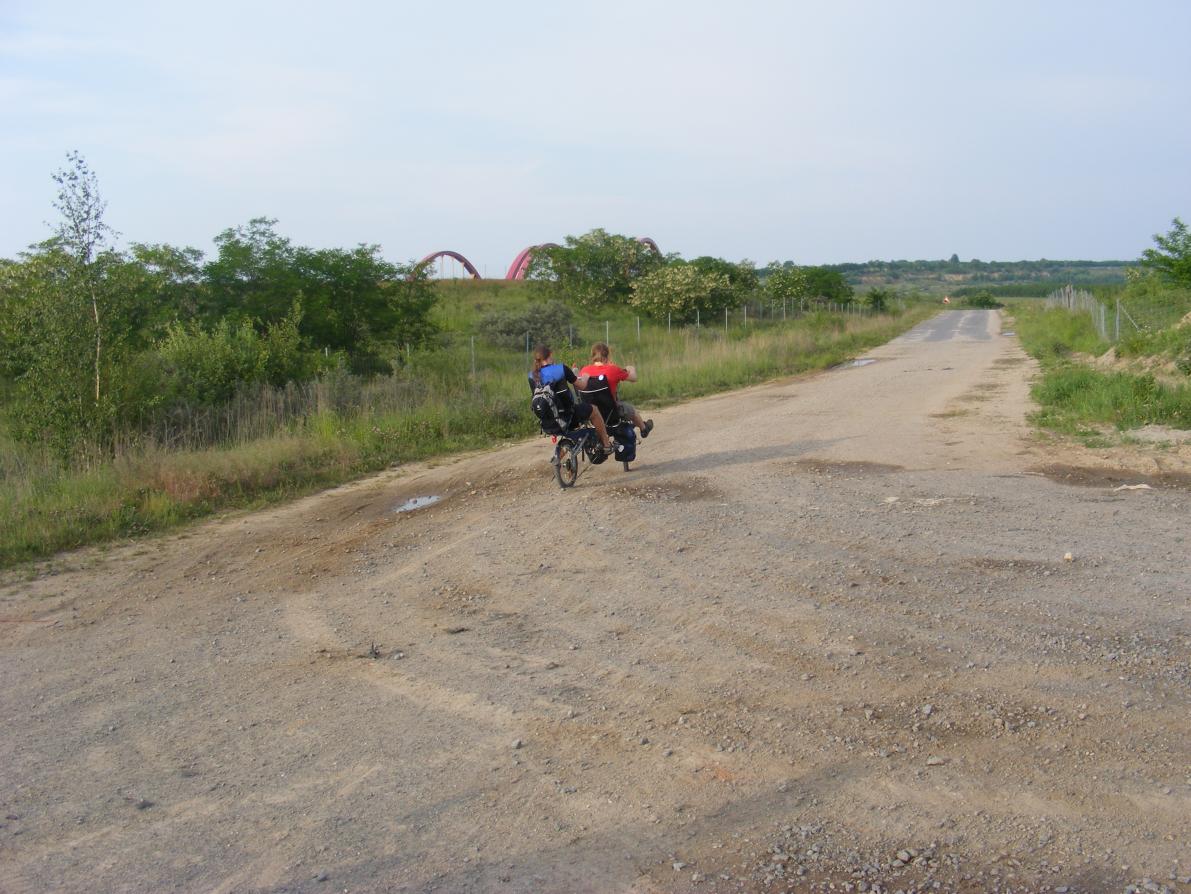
[1,310,1188,894]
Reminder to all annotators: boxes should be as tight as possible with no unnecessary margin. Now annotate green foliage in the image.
[1031,366,1191,432]
[960,291,1004,309]
[0,244,155,459]
[1140,217,1191,287]
[478,300,576,350]
[802,266,854,302]
[203,218,437,372]
[1014,305,1109,359]
[864,287,890,312]
[763,263,809,303]
[154,307,313,408]
[953,282,1067,298]
[689,256,759,301]
[629,263,730,319]
[530,229,664,308]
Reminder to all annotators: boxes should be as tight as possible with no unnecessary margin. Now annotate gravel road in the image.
[2,310,1188,894]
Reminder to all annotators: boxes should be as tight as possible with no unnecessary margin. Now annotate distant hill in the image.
[821,258,1131,296]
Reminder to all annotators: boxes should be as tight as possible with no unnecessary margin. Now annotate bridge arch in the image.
[636,236,661,254]
[415,250,480,279]
[505,243,560,280]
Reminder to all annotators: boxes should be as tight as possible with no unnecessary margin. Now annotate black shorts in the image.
[570,401,595,423]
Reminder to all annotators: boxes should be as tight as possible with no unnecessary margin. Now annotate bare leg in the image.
[630,409,654,437]
[589,408,613,449]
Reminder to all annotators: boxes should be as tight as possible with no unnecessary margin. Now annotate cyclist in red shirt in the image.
[578,342,654,438]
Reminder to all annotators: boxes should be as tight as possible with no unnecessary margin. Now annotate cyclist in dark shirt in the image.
[529,344,614,452]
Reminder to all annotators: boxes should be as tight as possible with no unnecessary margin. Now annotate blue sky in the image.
[2,1,1189,273]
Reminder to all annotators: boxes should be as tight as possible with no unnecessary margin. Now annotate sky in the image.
[2,0,1190,273]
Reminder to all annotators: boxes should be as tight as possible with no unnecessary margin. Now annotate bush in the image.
[961,291,1004,309]
[630,263,730,320]
[865,287,890,312]
[155,306,316,408]
[478,300,576,350]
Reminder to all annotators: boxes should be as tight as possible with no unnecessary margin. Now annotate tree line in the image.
[525,229,860,320]
[0,154,438,460]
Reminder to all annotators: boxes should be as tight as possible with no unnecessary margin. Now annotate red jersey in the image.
[579,362,630,398]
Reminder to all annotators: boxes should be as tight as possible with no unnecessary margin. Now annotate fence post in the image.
[743,305,748,325]
[783,297,786,320]
[1115,299,1121,341]
[725,307,729,333]
[667,312,671,334]
[636,316,640,341]
[605,320,610,345]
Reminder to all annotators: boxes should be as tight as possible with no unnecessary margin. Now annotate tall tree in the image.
[52,151,114,402]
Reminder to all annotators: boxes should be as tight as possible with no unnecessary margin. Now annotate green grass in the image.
[1014,304,1110,359]
[1030,365,1191,434]
[1011,303,1191,438]
[0,285,935,569]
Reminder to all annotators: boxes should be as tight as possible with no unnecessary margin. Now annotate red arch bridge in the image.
[416,237,661,281]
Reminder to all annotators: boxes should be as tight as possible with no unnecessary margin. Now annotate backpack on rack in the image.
[531,381,569,435]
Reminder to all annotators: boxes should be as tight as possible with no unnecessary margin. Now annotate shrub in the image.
[478,300,576,350]
[630,263,730,320]
[155,305,315,407]
[961,291,1004,309]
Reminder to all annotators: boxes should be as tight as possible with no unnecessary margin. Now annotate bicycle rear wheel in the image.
[555,441,578,488]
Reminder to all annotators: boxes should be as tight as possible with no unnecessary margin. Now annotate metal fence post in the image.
[605,320,610,345]
[636,316,640,341]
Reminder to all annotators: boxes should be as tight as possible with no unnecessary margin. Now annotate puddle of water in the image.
[1002,330,1017,337]
[394,495,442,513]
[844,358,877,368]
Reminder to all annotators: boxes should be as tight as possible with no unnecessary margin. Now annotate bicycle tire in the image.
[555,442,578,488]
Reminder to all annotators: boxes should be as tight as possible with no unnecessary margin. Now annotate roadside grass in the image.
[1012,303,1191,439]
[0,300,935,568]
[1014,304,1109,359]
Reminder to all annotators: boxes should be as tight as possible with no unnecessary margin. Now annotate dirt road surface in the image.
[2,310,1189,894]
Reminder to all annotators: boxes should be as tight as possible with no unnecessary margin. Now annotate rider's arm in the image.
[565,364,591,392]
[624,365,637,382]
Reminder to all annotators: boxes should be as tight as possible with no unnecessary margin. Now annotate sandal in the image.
[641,419,654,438]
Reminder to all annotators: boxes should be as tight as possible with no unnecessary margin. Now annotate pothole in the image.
[612,477,721,503]
[1032,464,1191,491]
[394,495,442,513]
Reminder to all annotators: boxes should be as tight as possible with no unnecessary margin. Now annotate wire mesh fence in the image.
[1045,284,1137,342]
[1046,282,1191,343]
